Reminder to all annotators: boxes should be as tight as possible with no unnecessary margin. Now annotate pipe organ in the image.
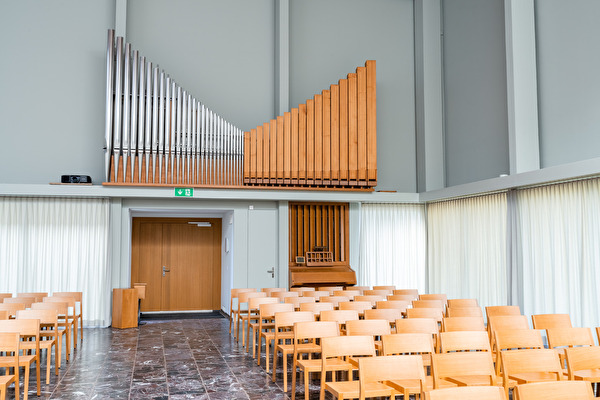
[104,30,244,186]
[104,29,377,191]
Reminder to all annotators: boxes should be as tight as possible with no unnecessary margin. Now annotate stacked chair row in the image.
[0,291,83,400]
[229,286,600,400]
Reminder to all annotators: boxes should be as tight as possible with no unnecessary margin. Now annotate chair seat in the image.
[298,357,351,373]
[508,372,560,384]
[326,380,394,399]
[443,375,496,386]
[0,354,36,366]
[574,369,600,382]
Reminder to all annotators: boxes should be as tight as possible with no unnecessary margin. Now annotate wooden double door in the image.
[131,218,221,312]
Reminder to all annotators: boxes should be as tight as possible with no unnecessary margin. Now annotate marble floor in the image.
[10,317,331,400]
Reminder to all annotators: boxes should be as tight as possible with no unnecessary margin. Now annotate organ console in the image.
[103,30,377,191]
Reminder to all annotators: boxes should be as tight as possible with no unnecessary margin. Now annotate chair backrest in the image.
[31,301,68,317]
[0,332,20,377]
[425,386,506,400]
[488,315,530,338]
[373,285,396,291]
[565,345,600,380]
[359,355,426,398]
[396,318,439,335]
[272,291,299,300]
[393,289,419,298]
[346,319,391,337]
[284,296,316,308]
[258,302,294,319]
[442,316,486,332]
[321,334,376,359]
[339,301,372,314]
[248,296,278,312]
[354,295,385,306]
[485,305,521,327]
[382,333,434,356]
[364,289,392,296]
[318,296,350,307]
[364,308,403,323]
[439,330,491,353]
[447,298,479,308]
[376,300,410,312]
[44,296,76,314]
[317,286,343,294]
[446,306,484,318]
[494,329,544,375]
[260,287,285,296]
[419,293,448,305]
[431,351,496,388]
[531,314,572,330]
[289,287,315,293]
[351,286,370,294]
[231,288,256,307]
[0,318,40,355]
[0,293,13,301]
[500,349,562,387]
[273,311,314,338]
[413,299,445,309]
[388,294,418,302]
[52,291,82,314]
[4,296,35,308]
[16,309,58,325]
[294,320,339,343]
[299,301,334,316]
[319,309,359,325]
[238,291,268,311]
[0,310,7,320]
[333,290,360,299]
[407,307,443,323]
[17,292,48,303]
[514,381,594,400]
[310,290,330,299]
[547,327,594,350]
[0,302,26,317]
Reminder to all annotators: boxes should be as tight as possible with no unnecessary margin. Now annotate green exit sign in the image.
[174,188,194,198]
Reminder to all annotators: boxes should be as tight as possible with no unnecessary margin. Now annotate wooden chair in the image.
[257,302,294,370]
[488,314,530,352]
[407,307,444,326]
[0,332,19,400]
[339,301,372,318]
[363,308,403,331]
[290,320,339,400]
[531,314,572,330]
[420,294,448,306]
[317,286,343,294]
[447,298,478,308]
[0,310,8,320]
[388,294,418,302]
[16,293,47,303]
[284,296,316,310]
[431,351,497,388]
[16,309,58,384]
[494,329,544,375]
[439,330,491,353]
[4,297,35,309]
[318,296,350,309]
[358,354,427,400]
[413,299,445,310]
[486,305,521,331]
[442,316,485,332]
[31,301,71,363]
[320,309,359,333]
[229,288,256,335]
[0,319,41,400]
[52,291,83,344]
[376,300,410,313]
[355,295,385,307]
[425,386,506,400]
[43,296,78,349]
[346,319,391,355]
[394,289,419,299]
[0,303,26,319]
[364,289,392,296]
[396,317,441,353]
[298,301,334,318]
[272,311,315,392]
[565,345,600,385]
[500,349,563,397]
[514,381,594,400]
[547,327,595,367]
[446,306,484,318]
[246,297,279,355]
[320,335,376,400]
[382,333,437,392]
[372,285,396,291]
[236,291,267,343]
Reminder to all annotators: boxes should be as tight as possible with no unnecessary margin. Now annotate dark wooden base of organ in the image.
[289,266,357,288]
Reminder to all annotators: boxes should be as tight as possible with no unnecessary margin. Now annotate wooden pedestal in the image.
[112,288,138,329]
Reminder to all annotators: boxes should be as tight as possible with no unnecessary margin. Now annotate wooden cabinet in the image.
[112,288,138,329]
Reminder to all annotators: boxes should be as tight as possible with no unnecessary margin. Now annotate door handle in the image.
[162,266,170,277]
[266,268,275,278]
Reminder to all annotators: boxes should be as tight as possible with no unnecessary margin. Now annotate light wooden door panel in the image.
[131,218,221,312]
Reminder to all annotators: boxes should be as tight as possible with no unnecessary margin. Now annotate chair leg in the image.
[283,353,288,392]
[272,346,278,381]
[23,364,30,400]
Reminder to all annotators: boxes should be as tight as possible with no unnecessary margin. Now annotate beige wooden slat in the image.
[348,72,358,185]
[245,131,252,183]
[366,60,377,184]
[357,66,367,185]
[330,84,340,184]
[291,108,299,184]
[256,125,263,184]
[283,112,291,184]
[270,119,277,183]
[322,89,331,185]
[263,122,270,184]
[299,103,307,184]
[314,93,323,185]
[339,78,349,184]
[306,98,315,185]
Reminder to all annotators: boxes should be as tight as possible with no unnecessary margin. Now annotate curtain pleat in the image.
[0,197,111,327]
[358,203,426,291]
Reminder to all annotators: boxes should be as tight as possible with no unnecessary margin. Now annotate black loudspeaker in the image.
[61,175,92,184]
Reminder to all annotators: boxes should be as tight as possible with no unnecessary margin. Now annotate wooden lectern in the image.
[112,288,138,329]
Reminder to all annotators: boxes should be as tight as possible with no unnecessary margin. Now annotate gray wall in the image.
[442,0,510,186]
[0,1,115,184]
[535,0,600,168]
[290,0,416,192]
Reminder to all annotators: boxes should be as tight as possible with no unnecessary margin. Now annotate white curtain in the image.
[427,193,507,309]
[358,203,426,291]
[0,197,111,327]
[515,179,600,328]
